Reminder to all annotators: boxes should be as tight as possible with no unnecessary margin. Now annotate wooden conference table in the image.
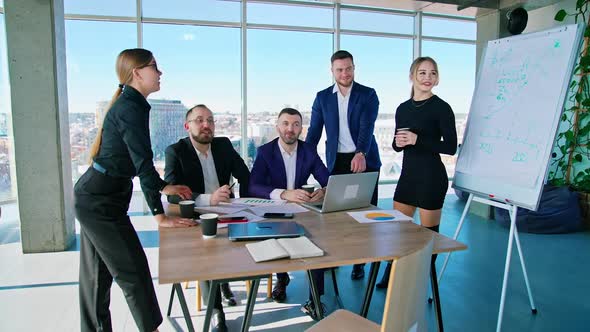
[160,205,467,332]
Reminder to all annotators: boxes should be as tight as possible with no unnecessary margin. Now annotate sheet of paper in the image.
[195,205,248,214]
[232,197,286,206]
[245,239,290,262]
[347,209,413,224]
[249,203,309,216]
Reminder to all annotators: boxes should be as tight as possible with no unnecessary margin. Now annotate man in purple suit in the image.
[249,108,329,320]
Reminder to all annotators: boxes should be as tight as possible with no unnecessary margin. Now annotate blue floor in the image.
[2,196,589,331]
[370,195,590,332]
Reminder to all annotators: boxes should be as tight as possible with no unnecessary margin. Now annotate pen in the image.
[228,182,236,190]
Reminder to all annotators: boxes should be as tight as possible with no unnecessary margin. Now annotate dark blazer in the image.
[249,138,329,199]
[164,137,250,203]
[305,81,382,172]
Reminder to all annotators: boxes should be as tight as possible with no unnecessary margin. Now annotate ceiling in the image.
[328,0,565,18]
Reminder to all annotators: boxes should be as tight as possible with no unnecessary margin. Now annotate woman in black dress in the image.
[74,48,195,331]
[376,56,457,288]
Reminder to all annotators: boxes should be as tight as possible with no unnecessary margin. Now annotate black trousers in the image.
[277,270,325,298]
[199,281,224,311]
[333,153,380,271]
[75,168,162,332]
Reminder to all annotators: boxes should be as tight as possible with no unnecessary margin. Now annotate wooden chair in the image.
[306,237,434,332]
[184,276,273,312]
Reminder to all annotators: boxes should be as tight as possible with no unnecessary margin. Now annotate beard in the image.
[192,132,213,144]
[336,76,353,88]
[280,132,299,145]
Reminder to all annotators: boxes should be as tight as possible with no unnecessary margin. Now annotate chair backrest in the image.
[380,236,434,332]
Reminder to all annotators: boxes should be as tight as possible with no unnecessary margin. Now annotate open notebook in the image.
[245,236,324,262]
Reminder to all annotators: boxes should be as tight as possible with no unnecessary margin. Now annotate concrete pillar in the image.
[4,0,74,252]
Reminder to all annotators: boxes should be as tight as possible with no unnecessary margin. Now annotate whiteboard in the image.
[453,23,584,211]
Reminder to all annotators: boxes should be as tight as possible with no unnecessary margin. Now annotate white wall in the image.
[524,0,578,33]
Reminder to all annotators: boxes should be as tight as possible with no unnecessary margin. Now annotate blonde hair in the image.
[88,48,154,161]
[409,56,439,98]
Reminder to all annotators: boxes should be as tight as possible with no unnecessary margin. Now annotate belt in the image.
[92,162,108,175]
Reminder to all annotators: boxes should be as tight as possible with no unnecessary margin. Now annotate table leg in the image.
[306,270,323,319]
[203,280,220,332]
[360,262,380,317]
[167,285,175,317]
[430,261,444,332]
[173,283,195,332]
[241,278,261,332]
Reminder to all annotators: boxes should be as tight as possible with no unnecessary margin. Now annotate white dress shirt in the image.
[194,145,220,206]
[333,83,357,153]
[269,141,298,200]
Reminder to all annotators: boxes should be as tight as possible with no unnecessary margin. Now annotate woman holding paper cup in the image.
[377,57,457,289]
[74,48,194,332]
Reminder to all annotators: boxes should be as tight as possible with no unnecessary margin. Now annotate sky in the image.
[0,1,476,116]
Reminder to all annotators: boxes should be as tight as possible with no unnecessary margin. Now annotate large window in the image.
[57,3,476,204]
[248,2,333,29]
[143,23,242,167]
[341,9,413,35]
[64,0,136,17]
[65,20,136,181]
[247,29,332,166]
[143,0,240,22]
[0,13,16,201]
[341,20,414,185]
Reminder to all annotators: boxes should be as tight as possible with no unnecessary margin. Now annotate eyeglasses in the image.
[138,63,160,72]
[187,118,216,125]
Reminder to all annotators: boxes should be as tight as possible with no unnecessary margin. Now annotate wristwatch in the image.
[355,150,366,157]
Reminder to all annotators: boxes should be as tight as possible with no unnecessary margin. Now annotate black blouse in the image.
[392,95,457,156]
[94,86,167,215]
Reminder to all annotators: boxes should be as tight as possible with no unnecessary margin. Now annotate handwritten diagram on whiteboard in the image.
[456,25,580,190]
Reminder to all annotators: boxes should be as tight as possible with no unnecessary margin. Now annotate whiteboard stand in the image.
[438,193,537,332]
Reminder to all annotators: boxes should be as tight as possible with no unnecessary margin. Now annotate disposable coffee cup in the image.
[200,213,219,239]
[301,184,315,194]
[179,200,195,219]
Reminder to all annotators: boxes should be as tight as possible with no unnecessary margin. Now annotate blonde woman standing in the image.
[74,48,194,331]
[377,57,457,288]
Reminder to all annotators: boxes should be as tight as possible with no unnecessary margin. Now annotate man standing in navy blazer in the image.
[306,50,381,281]
[250,108,329,320]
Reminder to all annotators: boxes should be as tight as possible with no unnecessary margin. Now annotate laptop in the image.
[302,172,379,213]
[228,221,305,241]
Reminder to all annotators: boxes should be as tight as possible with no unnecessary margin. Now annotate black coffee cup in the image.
[200,213,219,239]
[179,200,195,219]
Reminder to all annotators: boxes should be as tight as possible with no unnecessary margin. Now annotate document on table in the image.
[196,205,248,214]
[232,197,286,206]
[347,209,413,224]
[249,203,309,216]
